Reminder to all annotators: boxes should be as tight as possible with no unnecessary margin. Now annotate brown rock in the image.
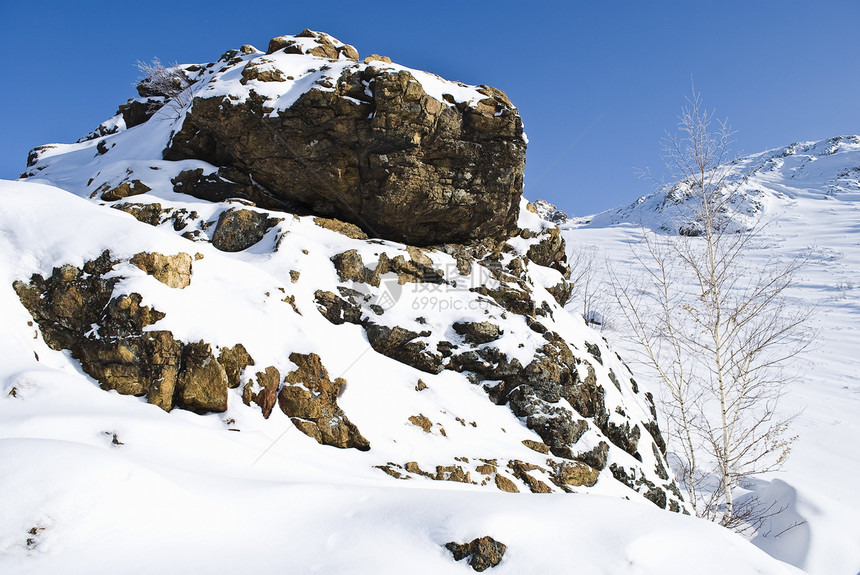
[314,217,369,240]
[408,414,433,433]
[445,537,506,572]
[242,366,280,418]
[164,56,526,246]
[555,461,600,487]
[435,465,472,483]
[211,208,272,252]
[218,343,255,388]
[277,352,369,450]
[101,179,151,201]
[452,321,502,344]
[521,439,550,454]
[178,341,229,413]
[363,54,392,64]
[241,60,285,83]
[363,323,443,374]
[330,249,368,282]
[130,252,193,289]
[112,202,168,226]
[494,474,519,493]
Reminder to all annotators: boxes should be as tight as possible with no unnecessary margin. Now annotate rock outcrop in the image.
[162,30,526,245]
[14,30,685,511]
[13,251,369,449]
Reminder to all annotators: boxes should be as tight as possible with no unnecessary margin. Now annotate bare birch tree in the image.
[612,88,811,529]
[567,244,608,329]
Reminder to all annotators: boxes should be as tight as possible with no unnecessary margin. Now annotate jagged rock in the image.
[331,249,368,283]
[112,202,168,226]
[100,179,151,201]
[218,343,255,389]
[12,251,238,414]
[241,59,286,83]
[178,341,229,413]
[508,387,588,459]
[363,323,443,374]
[445,537,506,572]
[130,251,193,288]
[574,442,609,471]
[363,54,391,64]
[452,321,502,344]
[164,33,526,246]
[435,465,472,483]
[211,208,272,252]
[553,460,600,487]
[524,226,568,276]
[171,169,253,203]
[408,414,433,433]
[242,366,280,418]
[507,460,553,493]
[117,98,166,128]
[314,290,363,325]
[278,352,369,450]
[532,199,568,224]
[521,439,549,454]
[267,29,358,61]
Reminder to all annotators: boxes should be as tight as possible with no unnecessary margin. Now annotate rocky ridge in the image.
[16,31,685,510]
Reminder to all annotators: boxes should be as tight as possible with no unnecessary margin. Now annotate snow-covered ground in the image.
[562,136,860,574]
[0,179,803,574]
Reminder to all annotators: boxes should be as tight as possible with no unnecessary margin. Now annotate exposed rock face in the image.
[445,537,506,572]
[129,251,193,288]
[278,352,370,450]
[14,252,372,450]
[163,31,526,246]
[10,251,225,412]
[309,235,684,509]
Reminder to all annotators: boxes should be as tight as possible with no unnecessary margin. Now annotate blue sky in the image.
[1,1,858,216]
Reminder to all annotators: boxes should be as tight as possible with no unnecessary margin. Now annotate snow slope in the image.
[562,135,860,575]
[0,182,801,574]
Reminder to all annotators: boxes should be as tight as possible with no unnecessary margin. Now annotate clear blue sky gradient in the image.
[2,1,858,216]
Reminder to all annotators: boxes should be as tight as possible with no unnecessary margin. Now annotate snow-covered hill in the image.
[0,30,811,574]
[562,135,860,574]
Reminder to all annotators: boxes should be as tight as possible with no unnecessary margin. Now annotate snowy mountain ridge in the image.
[575,135,860,234]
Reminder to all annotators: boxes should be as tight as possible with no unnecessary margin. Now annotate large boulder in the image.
[163,31,526,246]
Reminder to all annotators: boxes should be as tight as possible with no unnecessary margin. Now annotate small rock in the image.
[101,179,151,201]
[445,537,506,572]
[453,321,502,344]
[130,252,193,289]
[211,208,272,252]
[408,414,433,433]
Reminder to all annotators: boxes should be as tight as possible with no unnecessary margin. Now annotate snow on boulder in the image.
[160,30,526,245]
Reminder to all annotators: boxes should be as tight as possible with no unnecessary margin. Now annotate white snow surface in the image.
[562,135,860,575]
[0,180,800,574]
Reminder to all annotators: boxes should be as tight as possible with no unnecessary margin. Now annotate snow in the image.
[562,135,860,574]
